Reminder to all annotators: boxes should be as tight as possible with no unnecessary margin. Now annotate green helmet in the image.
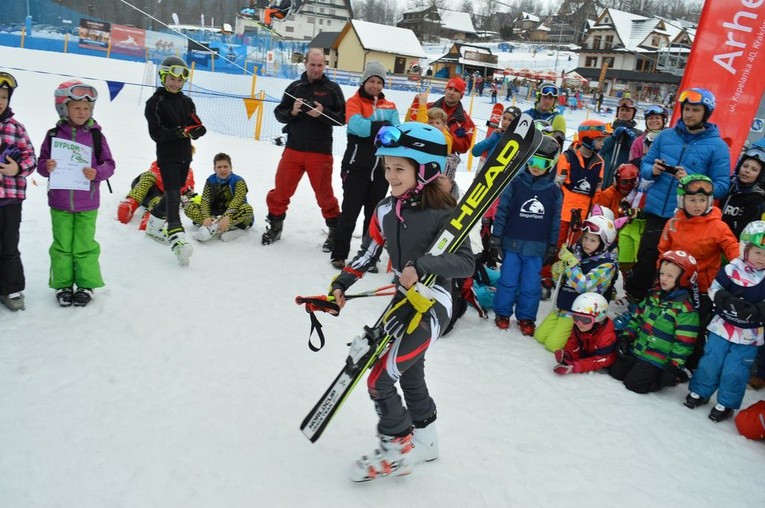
[677,174,714,214]
[740,220,765,260]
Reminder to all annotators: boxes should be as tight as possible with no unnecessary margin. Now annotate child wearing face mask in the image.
[609,250,700,393]
[720,146,765,239]
[684,221,765,422]
[657,174,739,370]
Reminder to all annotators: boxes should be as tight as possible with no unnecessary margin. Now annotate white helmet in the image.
[571,293,609,323]
[588,204,615,222]
[581,215,617,247]
[740,220,765,260]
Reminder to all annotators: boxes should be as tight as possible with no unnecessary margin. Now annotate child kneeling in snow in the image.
[553,293,617,374]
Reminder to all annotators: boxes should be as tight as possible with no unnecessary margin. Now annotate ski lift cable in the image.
[116,0,342,126]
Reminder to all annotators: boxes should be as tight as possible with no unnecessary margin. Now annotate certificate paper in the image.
[49,138,92,191]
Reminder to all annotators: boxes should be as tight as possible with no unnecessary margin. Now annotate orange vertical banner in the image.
[672,0,765,163]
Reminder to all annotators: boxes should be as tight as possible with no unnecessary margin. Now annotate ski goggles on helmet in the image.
[160,64,190,79]
[618,98,636,109]
[0,72,18,90]
[374,125,447,157]
[55,83,98,102]
[581,219,603,234]
[644,105,666,118]
[527,155,556,172]
[684,180,714,196]
[743,231,765,248]
[678,89,704,104]
[539,85,559,97]
[572,312,596,327]
[742,147,765,165]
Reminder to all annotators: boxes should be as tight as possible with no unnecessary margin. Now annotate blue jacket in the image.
[471,130,501,157]
[640,120,730,218]
[492,169,562,257]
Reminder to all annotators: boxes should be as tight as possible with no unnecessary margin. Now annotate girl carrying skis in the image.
[330,122,475,481]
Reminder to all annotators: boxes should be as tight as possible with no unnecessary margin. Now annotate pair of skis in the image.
[299,113,543,443]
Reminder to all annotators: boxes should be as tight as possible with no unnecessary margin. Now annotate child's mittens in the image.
[551,261,562,281]
[0,145,22,164]
[558,245,579,268]
[554,349,572,364]
[553,363,574,375]
[184,125,207,140]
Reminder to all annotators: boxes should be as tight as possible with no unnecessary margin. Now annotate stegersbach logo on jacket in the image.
[573,178,591,194]
[519,196,545,219]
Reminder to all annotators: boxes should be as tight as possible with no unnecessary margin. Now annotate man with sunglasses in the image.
[623,87,730,304]
[262,48,346,247]
[600,97,642,190]
[523,82,566,148]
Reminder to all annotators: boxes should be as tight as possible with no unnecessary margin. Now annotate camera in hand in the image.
[658,161,678,175]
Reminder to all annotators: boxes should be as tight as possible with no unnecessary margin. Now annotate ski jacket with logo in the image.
[639,120,730,218]
[657,207,739,293]
[707,259,765,345]
[275,72,346,155]
[562,318,618,373]
[721,177,765,239]
[556,147,604,222]
[0,108,37,201]
[331,197,475,296]
[622,288,699,369]
[37,120,115,212]
[492,169,561,257]
[341,87,399,179]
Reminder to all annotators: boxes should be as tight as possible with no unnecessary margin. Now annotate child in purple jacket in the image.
[37,81,115,307]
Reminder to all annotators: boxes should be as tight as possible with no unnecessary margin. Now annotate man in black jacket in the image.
[262,48,346,247]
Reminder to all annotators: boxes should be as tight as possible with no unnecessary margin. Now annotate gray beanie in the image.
[361,61,387,85]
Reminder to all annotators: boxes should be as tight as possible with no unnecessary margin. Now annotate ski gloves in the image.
[182,113,207,140]
[488,236,502,264]
[553,349,574,375]
[558,246,579,269]
[713,288,765,328]
[383,283,436,339]
[0,145,22,165]
[613,126,636,140]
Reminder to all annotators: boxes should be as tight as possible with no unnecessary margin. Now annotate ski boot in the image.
[349,432,414,482]
[220,228,246,242]
[709,404,734,422]
[494,315,510,330]
[261,213,285,245]
[331,258,346,270]
[411,415,438,465]
[0,292,25,311]
[73,288,94,307]
[56,288,74,307]
[169,229,193,266]
[193,221,219,242]
[518,319,536,337]
[145,214,169,244]
[540,277,554,301]
[323,218,338,253]
[684,392,709,409]
[117,197,139,224]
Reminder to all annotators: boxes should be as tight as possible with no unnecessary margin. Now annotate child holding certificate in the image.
[37,81,115,307]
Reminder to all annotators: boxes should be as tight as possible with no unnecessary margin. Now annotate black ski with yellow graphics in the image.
[300,113,543,443]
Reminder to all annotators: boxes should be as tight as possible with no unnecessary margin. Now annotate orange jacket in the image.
[657,207,740,293]
[594,186,624,218]
[556,148,603,223]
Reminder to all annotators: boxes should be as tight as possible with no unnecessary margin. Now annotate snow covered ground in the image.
[0,46,763,507]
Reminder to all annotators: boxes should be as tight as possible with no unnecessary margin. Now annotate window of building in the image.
[602,57,615,68]
[319,8,324,13]
[285,26,294,32]
[585,56,598,67]
[592,35,601,50]
[327,20,331,26]
[307,17,315,24]
[635,56,654,72]
[319,19,323,25]
[604,35,613,50]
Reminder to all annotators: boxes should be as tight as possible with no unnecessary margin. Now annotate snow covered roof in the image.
[439,10,476,34]
[521,12,540,23]
[591,8,684,52]
[349,19,427,58]
[534,24,551,32]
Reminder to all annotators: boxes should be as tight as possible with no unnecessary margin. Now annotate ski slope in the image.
[0,47,762,507]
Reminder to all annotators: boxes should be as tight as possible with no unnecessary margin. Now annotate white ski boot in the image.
[349,433,414,482]
[169,230,193,266]
[145,215,168,244]
[411,423,439,464]
[193,221,219,242]
[220,228,246,242]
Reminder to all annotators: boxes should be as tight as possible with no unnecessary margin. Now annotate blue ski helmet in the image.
[375,122,448,185]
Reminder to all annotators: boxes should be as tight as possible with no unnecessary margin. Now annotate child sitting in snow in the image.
[684,221,765,422]
[552,293,617,375]
[609,250,700,394]
[534,214,618,352]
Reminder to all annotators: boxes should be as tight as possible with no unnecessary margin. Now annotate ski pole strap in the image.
[295,295,340,352]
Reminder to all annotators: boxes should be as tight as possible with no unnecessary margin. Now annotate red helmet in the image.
[577,120,608,151]
[615,163,639,193]
[660,250,698,289]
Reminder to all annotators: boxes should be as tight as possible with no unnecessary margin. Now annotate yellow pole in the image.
[20,28,25,48]
[466,92,477,172]
[107,39,112,58]
[64,34,69,53]
[250,73,258,97]
[255,91,265,140]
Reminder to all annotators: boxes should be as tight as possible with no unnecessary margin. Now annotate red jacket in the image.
[149,161,195,194]
[428,98,475,155]
[562,319,617,373]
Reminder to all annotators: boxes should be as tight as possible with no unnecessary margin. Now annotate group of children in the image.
[0,57,253,310]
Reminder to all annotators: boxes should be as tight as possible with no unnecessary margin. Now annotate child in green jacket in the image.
[609,250,700,393]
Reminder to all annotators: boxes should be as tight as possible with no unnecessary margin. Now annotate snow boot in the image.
[331,258,346,269]
[349,432,414,482]
[145,214,169,244]
[56,288,74,307]
[540,277,554,301]
[117,197,139,224]
[684,392,709,409]
[0,292,25,311]
[138,210,151,231]
[518,319,536,336]
[323,218,338,253]
[411,419,438,465]
[220,228,246,242]
[709,404,734,423]
[193,221,219,242]
[169,229,193,266]
[73,288,94,307]
[495,315,510,330]
[261,213,285,245]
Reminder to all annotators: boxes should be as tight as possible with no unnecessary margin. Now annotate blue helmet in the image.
[679,88,716,120]
[375,122,448,185]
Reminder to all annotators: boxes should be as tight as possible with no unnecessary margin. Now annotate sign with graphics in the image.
[78,19,110,51]
[111,24,146,57]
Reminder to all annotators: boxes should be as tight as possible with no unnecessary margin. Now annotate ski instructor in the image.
[261,48,346,249]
